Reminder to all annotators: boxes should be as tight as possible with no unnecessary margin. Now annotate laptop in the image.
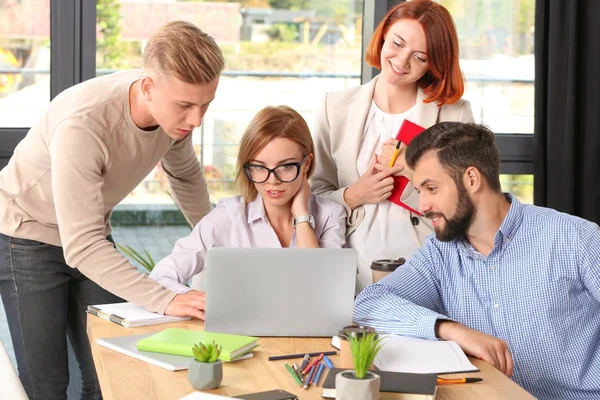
[204,248,357,337]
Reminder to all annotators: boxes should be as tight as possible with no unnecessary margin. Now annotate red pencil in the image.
[302,353,324,375]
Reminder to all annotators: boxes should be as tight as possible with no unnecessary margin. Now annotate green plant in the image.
[347,331,384,379]
[192,341,222,363]
[117,244,156,273]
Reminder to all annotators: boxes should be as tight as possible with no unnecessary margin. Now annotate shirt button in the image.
[490,266,495,271]
[494,303,500,309]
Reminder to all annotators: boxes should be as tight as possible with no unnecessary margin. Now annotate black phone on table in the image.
[233,389,298,400]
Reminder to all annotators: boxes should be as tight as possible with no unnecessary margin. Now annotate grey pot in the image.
[335,370,380,400]
[187,360,223,390]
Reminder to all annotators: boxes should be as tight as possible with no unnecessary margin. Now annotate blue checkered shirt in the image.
[354,194,600,399]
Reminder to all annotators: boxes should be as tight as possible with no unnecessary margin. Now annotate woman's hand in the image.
[291,172,311,218]
[344,155,402,210]
[378,139,414,181]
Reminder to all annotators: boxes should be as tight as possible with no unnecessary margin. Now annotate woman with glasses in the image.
[311,0,474,292]
[149,105,346,308]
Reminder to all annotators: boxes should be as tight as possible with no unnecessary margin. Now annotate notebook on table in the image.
[86,302,190,327]
[321,368,437,399]
[374,334,479,374]
[204,247,357,337]
[136,328,259,362]
[96,332,254,371]
[179,392,238,400]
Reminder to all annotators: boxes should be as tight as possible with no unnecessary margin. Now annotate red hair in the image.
[365,0,464,106]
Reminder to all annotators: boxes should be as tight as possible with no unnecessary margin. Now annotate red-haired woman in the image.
[311,0,474,291]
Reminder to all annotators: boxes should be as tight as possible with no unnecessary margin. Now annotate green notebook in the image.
[137,328,259,362]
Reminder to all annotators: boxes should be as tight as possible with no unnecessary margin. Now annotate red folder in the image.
[387,120,425,215]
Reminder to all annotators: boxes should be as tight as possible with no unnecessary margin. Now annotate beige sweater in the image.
[0,70,211,314]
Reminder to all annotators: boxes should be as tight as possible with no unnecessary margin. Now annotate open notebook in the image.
[374,334,478,374]
[86,302,190,327]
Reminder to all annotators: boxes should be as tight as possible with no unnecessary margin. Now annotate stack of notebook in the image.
[97,328,259,371]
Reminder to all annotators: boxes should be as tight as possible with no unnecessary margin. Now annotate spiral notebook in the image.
[86,302,190,327]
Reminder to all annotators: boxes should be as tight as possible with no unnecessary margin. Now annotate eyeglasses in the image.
[243,155,308,184]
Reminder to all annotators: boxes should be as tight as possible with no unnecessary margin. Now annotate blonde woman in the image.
[150,106,346,312]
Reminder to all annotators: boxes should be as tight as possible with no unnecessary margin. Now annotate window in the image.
[0,0,50,128]
[96,0,364,214]
[438,0,535,203]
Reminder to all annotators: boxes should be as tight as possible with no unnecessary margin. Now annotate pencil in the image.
[388,141,402,167]
[285,363,302,386]
[268,350,337,361]
[437,377,483,384]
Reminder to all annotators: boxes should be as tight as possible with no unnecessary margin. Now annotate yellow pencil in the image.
[388,141,402,168]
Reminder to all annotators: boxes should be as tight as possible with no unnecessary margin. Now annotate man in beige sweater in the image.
[0,21,223,399]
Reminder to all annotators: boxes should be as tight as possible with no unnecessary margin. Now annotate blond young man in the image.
[0,21,223,399]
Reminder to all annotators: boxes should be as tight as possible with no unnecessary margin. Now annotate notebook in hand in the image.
[321,368,437,399]
[374,334,478,374]
[96,332,254,371]
[387,119,426,215]
[86,302,190,327]
[137,328,259,362]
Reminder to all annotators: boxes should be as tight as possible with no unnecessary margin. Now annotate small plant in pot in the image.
[335,331,384,400]
[188,340,223,390]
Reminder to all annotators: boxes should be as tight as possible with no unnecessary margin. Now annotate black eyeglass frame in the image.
[243,154,308,183]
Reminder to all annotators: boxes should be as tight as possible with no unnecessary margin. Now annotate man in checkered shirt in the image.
[354,122,600,400]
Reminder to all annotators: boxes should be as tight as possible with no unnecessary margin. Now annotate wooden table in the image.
[87,316,535,400]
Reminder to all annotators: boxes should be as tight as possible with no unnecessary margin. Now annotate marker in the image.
[291,363,304,383]
[303,365,315,390]
[285,363,302,386]
[302,353,324,375]
[312,362,325,386]
[323,355,334,368]
[300,354,310,370]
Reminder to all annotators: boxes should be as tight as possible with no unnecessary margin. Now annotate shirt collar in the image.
[246,195,267,224]
[497,193,524,242]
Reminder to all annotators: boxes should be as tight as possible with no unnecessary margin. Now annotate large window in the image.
[96,0,363,208]
[0,0,50,128]
[438,0,535,203]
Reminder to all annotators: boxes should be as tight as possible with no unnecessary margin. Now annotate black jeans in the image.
[0,233,125,400]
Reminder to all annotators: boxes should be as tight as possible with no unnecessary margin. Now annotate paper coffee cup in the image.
[338,325,376,369]
[370,258,406,283]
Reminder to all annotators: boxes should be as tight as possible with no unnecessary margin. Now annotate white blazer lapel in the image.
[413,88,440,128]
[340,76,378,182]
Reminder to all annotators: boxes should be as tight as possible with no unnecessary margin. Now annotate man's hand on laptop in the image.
[436,320,514,377]
[164,290,206,320]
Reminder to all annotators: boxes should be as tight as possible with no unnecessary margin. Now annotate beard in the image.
[425,182,475,242]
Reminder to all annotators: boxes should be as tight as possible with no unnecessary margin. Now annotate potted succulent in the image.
[188,340,223,390]
[335,331,384,400]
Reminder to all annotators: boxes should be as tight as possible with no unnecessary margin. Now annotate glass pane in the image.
[96,0,363,232]
[500,174,533,204]
[0,0,50,128]
[437,0,535,134]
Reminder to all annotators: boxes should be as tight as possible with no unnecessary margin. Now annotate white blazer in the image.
[311,76,475,242]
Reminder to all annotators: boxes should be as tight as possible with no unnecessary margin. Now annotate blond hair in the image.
[236,106,315,203]
[144,21,224,84]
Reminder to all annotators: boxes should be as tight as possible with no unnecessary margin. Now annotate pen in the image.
[285,363,302,386]
[291,363,304,383]
[300,354,310,370]
[312,362,325,386]
[323,355,334,368]
[268,350,337,361]
[303,365,315,390]
[302,353,324,375]
[388,140,402,167]
[437,377,483,385]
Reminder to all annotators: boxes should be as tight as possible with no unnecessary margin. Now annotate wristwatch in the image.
[292,214,315,229]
